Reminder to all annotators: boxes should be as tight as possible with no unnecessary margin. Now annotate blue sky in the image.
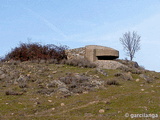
[1,0,160,72]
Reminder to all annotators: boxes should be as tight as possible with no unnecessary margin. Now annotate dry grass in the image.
[0,61,159,120]
[64,58,97,68]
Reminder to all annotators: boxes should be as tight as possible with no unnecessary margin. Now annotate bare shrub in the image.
[117,66,131,72]
[96,68,107,76]
[46,59,59,64]
[131,69,142,74]
[19,83,28,88]
[0,57,4,63]
[59,74,89,85]
[60,59,67,64]
[5,60,21,65]
[5,90,23,95]
[3,42,68,62]
[139,65,145,70]
[116,60,145,74]
[114,72,133,81]
[36,88,55,95]
[64,58,96,68]
[105,80,120,85]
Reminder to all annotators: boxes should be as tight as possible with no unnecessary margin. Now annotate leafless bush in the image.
[46,59,59,64]
[5,90,23,95]
[60,59,67,64]
[117,66,131,72]
[19,83,28,88]
[96,68,107,76]
[5,60,21,65]
[3,42,68,62]
[0,57,4,63]
[59,74,89,85]
[64,58,97,68]
[105,80,120,86]
[114,72,133,81]
[36,88,55,95]
[139,65,145,70]
[131,69,142,74]
[114,73,122,77]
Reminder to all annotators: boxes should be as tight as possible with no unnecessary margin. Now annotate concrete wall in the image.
[85,45,119,62]
[65,45,119,62]
[95,49,119,56]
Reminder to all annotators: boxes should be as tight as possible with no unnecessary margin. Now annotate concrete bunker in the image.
[65,45,119,62]
[85,45,119,62]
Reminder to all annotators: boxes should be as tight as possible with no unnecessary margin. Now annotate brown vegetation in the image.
[3,42,68,62]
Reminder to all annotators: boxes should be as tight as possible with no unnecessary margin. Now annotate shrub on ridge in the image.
[4,42,68,62]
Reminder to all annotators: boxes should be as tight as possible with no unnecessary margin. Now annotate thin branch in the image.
[120,31,141,61]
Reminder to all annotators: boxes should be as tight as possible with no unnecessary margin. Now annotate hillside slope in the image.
[0,60,159,120]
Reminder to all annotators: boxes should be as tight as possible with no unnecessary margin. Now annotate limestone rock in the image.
[51,80,67,88]
[99,109,105,113]
[139,74,152,83]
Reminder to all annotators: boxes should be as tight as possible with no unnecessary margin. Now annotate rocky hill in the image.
[0,60,159,120]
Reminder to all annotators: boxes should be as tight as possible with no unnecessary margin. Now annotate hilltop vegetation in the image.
[0,43,160,119]
[2,42,68,62]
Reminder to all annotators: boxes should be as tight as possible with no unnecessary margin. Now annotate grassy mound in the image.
[0,61,159,119]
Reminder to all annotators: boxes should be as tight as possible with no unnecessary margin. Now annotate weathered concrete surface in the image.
[85,45,119,62]
[65,45,119,62]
